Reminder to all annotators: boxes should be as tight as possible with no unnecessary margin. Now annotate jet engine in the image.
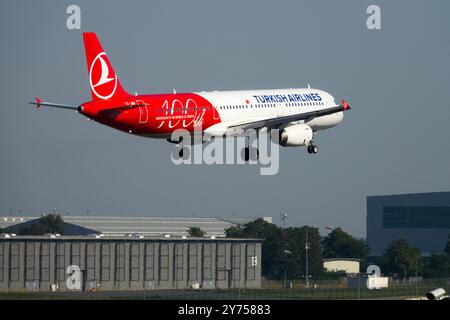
[279,124,313,147]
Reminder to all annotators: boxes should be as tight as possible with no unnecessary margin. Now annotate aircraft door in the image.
[276,102,284,117]
[213,105,220,120]
[137,100,148,124]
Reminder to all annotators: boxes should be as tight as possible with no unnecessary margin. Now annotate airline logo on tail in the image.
[89,52,117,99]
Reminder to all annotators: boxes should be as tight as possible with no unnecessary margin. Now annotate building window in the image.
[174,243,184,281]
[41,243,50,281]
[115,243,125,281]
[217,243,227,281]
[188,243,198,281]
[409,207,450,228]
[10,243,20,282]
[202,243,212,280]
[130,243,140,281]
[9,243,20,282]
[159,243,169,281]
[144,243,154,281]
[71,243,81,267]
[56,243,65,282]
[383,206,450,228]
[86,242,96,281]
[101,243,110,281]
[383,207,407,228]
[25,242,35,281]
[232,244,241,281]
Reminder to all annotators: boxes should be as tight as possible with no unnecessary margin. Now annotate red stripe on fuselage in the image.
[80,93,221,136]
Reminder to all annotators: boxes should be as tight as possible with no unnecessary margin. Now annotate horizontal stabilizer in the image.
[29,97,79,111]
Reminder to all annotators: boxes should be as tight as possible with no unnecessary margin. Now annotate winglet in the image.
[342,99,351,111]
[35,97,42,109]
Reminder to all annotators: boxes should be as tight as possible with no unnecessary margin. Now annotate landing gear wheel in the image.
[250,147,260,161]
[173,146,190,160]
[180,146,190,159]
[241,147,260,161]
[242,147,250,161]
[307,145,318,154]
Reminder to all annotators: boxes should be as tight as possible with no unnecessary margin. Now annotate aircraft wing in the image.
[227,100,351,131]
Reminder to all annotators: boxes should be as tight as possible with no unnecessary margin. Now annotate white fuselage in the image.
[198,88,344,137]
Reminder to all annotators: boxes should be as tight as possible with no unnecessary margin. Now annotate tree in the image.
[445,233,450,257]
[283,226,323,279]
[188,227,205,237]
[322,227,370,260]
[422,254,450,279]
[378,239,422,277]
[18,214,65,235]
[225,219,324,280]
[224,225,244,238]
[226,219,284,279]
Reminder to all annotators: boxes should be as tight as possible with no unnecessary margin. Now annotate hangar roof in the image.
[0,234,262,242]
[0,215,272,237]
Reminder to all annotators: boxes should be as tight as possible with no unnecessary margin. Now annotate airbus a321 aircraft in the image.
[31,32,351,159]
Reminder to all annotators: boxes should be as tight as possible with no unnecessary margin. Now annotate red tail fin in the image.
[83,32,130,101]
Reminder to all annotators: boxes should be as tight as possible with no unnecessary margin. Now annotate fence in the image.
[1,278,448,300]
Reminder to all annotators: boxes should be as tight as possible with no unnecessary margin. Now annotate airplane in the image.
[31,32,351,160]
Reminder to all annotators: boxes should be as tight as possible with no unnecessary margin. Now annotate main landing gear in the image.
[172,146,190,160]
[242,146,259,161]
[307,144,318,154]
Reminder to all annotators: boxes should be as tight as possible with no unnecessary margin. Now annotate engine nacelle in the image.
[279,124,313,147]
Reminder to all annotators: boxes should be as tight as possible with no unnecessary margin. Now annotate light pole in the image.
[403,264,407,284]
[415,258,419,298]
[280,213,287,229]
[283,250,293,289]
[305,229,310,288]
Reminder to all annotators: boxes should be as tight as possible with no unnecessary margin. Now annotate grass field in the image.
[0,279,448,300]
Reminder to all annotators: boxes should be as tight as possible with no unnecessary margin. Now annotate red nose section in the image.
[342,99,351,111]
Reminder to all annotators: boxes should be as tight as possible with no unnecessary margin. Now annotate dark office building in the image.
[367,192,450,256]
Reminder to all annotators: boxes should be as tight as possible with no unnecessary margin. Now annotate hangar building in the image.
[0,236,262,291]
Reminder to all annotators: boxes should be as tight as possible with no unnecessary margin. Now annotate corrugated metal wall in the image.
[0,238,261,291]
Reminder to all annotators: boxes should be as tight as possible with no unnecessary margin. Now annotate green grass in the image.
[0,279,448,300]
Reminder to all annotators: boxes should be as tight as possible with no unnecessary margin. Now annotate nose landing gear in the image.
[172,145,190,160]
[307,144,318,154]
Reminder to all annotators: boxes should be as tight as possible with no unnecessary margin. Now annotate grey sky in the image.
[1,1,449,237]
